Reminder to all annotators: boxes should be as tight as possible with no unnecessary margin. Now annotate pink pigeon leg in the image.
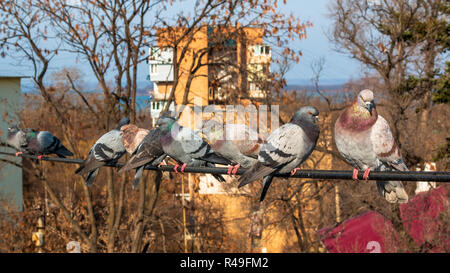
[15,152,23,157]
[227,165,234,176]
[173,164,180,173]
[37,155,46,160]
[363,168,371,182]
[291,167,301,176]
[352,168,359,180]
[157,161,167,168]
[231,164,241,175]
[180,163,187,173]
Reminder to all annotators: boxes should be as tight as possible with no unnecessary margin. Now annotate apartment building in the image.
[148,25,271,124]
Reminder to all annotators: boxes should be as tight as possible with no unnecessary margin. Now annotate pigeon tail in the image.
[119,155,156,173]
[201,152,231,165]
[132,166,145,190]
[376,180,409,204]
[212,173,226,183]
[205,162,226,182]
[259,175,274,202]
[75,157,105,175]
[238,161,275,188]
[55,145,74,158]
[85,169,99,186]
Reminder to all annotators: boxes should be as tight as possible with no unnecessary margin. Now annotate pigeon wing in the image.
[370,115,408,171]
[238,124,302,187]
[119,128,164,173]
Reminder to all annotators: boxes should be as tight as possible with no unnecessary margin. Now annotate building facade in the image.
[148,25,271,123]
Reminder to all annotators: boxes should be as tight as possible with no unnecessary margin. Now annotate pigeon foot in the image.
[231,164,240,175]
[227,165,234,176]
[180,163,187,173]
[352,168,359,180]
[291,168,301,176]
[363,169,371,182]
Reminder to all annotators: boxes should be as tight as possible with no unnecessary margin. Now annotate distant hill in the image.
[284,84,344,91]
[21,78,348,95]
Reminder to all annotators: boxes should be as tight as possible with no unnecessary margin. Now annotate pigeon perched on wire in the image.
[120,124,150,154]
[238,106,320,202]
[334,89,409,203]
[6,126,28,156]
[157,111,231,182]
[119,124,166,189]
[200,118,264,175]
[16,128,73,159]
[75,117,130,186]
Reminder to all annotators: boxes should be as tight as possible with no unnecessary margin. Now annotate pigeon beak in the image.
[365,101,375,116]
[314,115,320,123]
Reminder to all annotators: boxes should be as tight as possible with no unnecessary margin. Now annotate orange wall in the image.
[154,26,266,108]
[156,26,209,107]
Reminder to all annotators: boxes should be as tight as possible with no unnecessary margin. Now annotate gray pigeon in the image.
[334,89,409,203]
[75,117,130,186]
[157,112,231,182]
[118,126,166,190]
[21,128,73,159]
[7,126,27,155]
[238,106,320,202]
[201,118,263,175]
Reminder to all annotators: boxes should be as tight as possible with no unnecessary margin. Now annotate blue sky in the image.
[279,0,363,84]
[0,0,363,88]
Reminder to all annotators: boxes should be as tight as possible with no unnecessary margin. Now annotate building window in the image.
[249,82,260,91]
[254,45,270,56]
[150,64,158,74]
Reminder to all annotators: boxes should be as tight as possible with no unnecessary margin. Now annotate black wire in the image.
[0,151,449,182]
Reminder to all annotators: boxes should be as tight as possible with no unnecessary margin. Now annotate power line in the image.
[1,151,449,182]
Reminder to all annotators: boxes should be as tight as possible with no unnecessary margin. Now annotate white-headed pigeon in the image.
[334,89,409,203]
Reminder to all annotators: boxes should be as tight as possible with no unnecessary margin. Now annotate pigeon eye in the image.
[308,111,312,115]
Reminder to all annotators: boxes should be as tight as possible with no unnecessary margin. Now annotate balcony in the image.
[248,44,271,64]
[149,47,174,82]
[149,47,173,63]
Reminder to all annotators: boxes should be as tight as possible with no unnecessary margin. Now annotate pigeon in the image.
[6,126,28,156]
[238,106,320,201]
[157,112,231,182]
[201,118,264,175]
[20,128,73,159]
[118,125,166,189]
[120,124,150,154]
[334,89,409,203]
[75,117,130,186]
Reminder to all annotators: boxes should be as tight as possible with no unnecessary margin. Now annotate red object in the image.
[318,185,449,253]
[399,185,448,252]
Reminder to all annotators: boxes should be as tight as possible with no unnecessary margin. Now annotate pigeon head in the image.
[7,125,20,134]
[156,111,176,128]
[120,124,138,136]
[116,117,131,130]
[291,106,320,125]
[356,89,375,116]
